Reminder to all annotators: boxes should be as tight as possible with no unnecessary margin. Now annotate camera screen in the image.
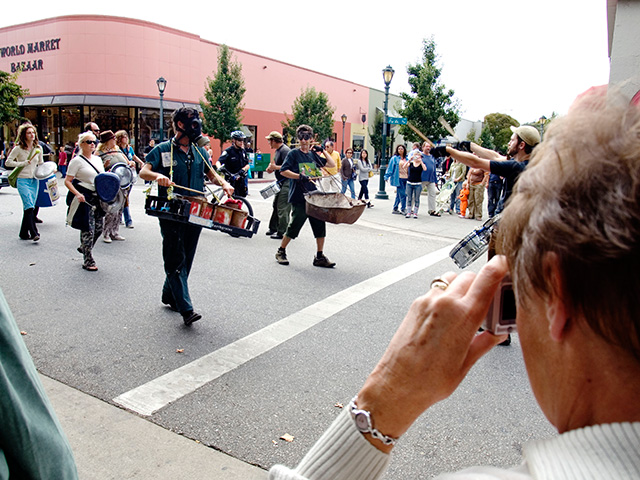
[499,286,517,325]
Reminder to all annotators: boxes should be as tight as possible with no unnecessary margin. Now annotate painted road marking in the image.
[113,244,455,416]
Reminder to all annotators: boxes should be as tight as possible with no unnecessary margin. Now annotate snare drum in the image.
[35,162,59,207]
[260,181,281,199]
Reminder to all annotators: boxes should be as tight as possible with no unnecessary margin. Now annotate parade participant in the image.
[438,125,540,214]
[140,107,233,326]
[64,132,105,271]
[318,140,341,192]
[420,142,440,217]
[115,130,143,229]
[217,130,250,197]
[96,130,133,243]
[269,91,640,480]
[275,124,336,268]
[265,131,291,239]
[6,123,44,241]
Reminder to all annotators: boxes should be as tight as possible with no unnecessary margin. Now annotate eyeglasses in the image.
[297,132,313,141]
[84,140,97,145]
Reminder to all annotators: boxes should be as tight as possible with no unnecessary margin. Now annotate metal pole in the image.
[375,83,390,200]
[159,91,164,142]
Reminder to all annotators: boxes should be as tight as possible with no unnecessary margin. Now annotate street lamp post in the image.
[341,113,347,157]
[376,65,394,200]
[156,77,167,142]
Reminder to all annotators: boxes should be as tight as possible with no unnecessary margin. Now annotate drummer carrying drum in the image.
[140,107,234,326]
[275,124,337,268]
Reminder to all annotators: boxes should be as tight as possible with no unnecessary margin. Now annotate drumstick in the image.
[438,116,459,141]
[407,122,435,147]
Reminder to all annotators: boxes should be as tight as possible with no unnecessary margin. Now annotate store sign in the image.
[0,38,61,73]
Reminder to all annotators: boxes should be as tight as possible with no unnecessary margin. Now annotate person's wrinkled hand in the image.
[357,255,510,443]
[223,182,234,197]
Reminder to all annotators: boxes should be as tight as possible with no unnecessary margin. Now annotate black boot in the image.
[19,209,31,240]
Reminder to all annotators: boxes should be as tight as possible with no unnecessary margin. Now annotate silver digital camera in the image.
[482,275,516,335]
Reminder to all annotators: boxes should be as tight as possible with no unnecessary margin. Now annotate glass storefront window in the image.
[91,106,132,139]
[62,107,82,156]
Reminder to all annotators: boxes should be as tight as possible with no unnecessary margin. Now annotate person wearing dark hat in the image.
[265,131,291,239]
[438,124,541,215]
[140,107,234,326]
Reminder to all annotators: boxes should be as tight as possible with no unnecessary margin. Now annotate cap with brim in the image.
[510,125,541,147]
[265,131,283,141]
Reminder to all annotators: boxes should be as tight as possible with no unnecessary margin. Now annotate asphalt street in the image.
[0,174,555,479]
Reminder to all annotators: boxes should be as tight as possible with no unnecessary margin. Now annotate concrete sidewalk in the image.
[42,375,267,479]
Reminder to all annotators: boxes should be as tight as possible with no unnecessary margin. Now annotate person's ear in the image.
[543,253,570,342]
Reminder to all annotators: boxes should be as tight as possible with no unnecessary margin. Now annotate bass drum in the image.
[110,163,134,189]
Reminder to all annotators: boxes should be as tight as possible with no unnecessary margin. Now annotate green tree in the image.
[0,70,29,127]
[478,126,495,150]
[483,113,518,154]
[200,44,246,151]
[398,37,460,144]
[369,110,396,165]
[282,87,335,144]
[466,127,478,142]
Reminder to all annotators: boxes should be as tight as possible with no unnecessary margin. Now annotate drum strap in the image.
[79,155,101,175]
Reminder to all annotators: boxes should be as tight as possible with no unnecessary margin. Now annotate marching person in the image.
[6,123,44,241]
[64,132,105,271]
[275,124,336,268]
[115,130,143,229]
[265,131,291,240]
[217,130,250,197]
[96,130,133,243]
[140,107,233,326]
[269,91,640,480]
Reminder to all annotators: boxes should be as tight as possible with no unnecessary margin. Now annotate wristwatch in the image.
[348,395,398,446]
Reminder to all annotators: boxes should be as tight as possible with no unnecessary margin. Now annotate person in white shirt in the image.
[269,89,640,479]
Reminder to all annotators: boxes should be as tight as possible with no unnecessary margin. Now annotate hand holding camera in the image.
[311,145,323,154]
[430,146,448,158]
[454,141,472,152]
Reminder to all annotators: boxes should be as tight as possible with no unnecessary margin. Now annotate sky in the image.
[1,0,611,124]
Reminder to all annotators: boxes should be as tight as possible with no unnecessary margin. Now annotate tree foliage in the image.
[483,112,518,153]
[478,126,495,150]
[200,44,246,151]
[281,87,335,144]
[0,70,29,127]
[398,37,460,144]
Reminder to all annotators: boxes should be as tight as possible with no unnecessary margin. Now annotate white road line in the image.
[113,244,455,416]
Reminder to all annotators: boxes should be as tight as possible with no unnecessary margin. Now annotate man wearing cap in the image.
[265,131,291,239]
[441,125,541,214]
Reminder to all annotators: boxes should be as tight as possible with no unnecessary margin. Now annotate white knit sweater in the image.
[269,409,640,479]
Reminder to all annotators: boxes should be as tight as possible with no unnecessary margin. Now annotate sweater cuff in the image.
[293,408,390,480]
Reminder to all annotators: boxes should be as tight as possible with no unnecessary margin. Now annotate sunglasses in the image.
[297,132,313,141]
[84,140,97,145]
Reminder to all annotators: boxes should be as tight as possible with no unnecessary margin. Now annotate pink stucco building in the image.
[0,14,401,163]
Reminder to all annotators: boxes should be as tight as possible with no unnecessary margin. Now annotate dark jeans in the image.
[449,181,462,213]
[358,179,370,201]
[393,178,407,212]
[159,219,202,314]
[487,182,503,218]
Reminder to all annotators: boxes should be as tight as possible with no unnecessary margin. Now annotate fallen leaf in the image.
[20,331,27,336]
[280,433,294,443]
[334,402,344,409]
[176,348,184,353]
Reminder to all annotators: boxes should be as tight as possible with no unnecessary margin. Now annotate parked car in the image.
[0,167,10,189]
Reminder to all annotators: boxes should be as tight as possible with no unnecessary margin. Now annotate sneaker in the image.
[405,211,412,218]
[103,235,112,243]
[313,254,336,268]
[270,232,284,240]
[413,213,418,219]
[126,223,134,229]
[275,249,289,265]
[112,235,126,241]
[429,211,441,217]
[182,311,202,326]
[392,210,402,215]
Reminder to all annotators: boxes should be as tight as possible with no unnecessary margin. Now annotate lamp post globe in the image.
[376,65,394,200]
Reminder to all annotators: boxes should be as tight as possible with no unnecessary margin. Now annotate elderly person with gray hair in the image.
[65,131,105,271]
[269,90,640,479]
